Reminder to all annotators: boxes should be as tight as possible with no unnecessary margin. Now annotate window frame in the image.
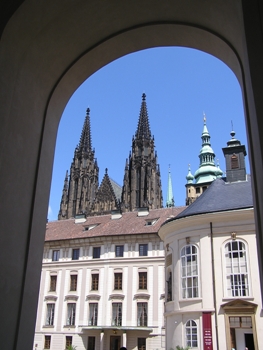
[44,335,51,349]
[137,302,148,327]
[112,302,122,326]
[93,247,101,259]
[138,272,147,290]
[88,336,96,350]
[52,250,60,261]
[114,272,122,290]
[66,303,76,326]
[185,319,198,348]
[91,273,99,291]
[49,275,57,292]
[139,244,148,256]
[115,245,124,257]
[72,248,80,260]
[231,154,239,169]
[224,240,249,297]
[181,244,199,299]
[45,303,55,326]
[167,271,172,302]
[89,303,98,326]
[138,338,146,350]
[65,336,72,348]
[70,274,78,291]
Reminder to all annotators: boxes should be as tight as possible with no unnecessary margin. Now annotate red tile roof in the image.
[46,207,186,242]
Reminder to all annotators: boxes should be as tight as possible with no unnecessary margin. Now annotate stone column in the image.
[100,331,104,350]
[122,331,127,347]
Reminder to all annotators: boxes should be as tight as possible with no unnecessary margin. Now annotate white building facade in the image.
[34,208,183,350]
[159,179,263,350]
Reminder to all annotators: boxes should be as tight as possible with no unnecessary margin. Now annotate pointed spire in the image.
[79,108,92,152]
[135,93,152,139]
[186,164,194,184]
[63,170,69,190]
[166,165,174,207]
[194,115,220,184]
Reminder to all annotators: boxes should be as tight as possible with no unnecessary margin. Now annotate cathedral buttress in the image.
[121,93,163,211]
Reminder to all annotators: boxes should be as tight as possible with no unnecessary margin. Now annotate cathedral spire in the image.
[58,108,99,219]
[121,94,162,211]
[135,93,152,140]
[78,108,92,153]
[166,165,174,207]
[58,171,69,219]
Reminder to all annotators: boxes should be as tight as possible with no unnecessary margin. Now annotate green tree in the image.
[66,345,77,350]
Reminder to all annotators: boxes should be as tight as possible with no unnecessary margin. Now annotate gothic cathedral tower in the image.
[58,108,99,219]
[121,93,163,211]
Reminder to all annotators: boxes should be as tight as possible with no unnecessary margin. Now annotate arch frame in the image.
[1,1,263,349]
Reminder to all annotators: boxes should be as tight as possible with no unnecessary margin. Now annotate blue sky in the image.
[48,47,249,221]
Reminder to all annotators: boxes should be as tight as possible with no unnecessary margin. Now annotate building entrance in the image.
[110,336,121,350]
[230,317,255,350]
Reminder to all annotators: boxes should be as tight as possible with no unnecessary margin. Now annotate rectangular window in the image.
[70,274,78,291]
[230,274,247,297]
[66,303,76,326]
[181,245,199,298]
[137,303,147,326]
[114,273,122,290]
[91,274,99,291]
[139,272,147,289]
[225,241,249,297]
[88,336,96,350]
[112,303,122,326]
[93,247,101,259]
[46,303,55,326]
[66,336,72,348]
[138,338,146,350]
[115,245,124,257]
[139,244,148,256]
[52,250,60,261]
[167,272,172,302]
[72,248,80,260]
[89,303,98,326]
[44,335,51,349]
[49,275,57,292]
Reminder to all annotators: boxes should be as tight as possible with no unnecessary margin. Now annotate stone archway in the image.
[1,1,263,349]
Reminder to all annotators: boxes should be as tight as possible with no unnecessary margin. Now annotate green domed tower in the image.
[185,116,223,205]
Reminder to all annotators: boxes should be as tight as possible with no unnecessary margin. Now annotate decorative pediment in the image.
[221,299,257,314]
[64,294,79,301]
[109,294,125,300]
[86,294,101,301]
[134,293,150,300]
[44,295,57,302]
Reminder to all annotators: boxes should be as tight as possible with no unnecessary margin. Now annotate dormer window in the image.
[145,218,158,226]
[84,224,98,231]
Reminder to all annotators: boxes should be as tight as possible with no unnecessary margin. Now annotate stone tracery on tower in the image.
[58,94,163,219]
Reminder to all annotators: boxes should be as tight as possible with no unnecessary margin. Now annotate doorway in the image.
[110,336,121,350]
[245,333,255,350]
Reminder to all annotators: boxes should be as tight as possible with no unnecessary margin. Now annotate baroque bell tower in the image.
[58,108,99,219]
[121,93,163,211]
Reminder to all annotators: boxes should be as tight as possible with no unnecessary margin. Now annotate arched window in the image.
[225,240,249,297]
[185,319,198,348]
[231,154,239,169]
[181,245,199,298]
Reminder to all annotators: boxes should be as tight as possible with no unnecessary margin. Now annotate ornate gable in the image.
[92,169,120,215]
